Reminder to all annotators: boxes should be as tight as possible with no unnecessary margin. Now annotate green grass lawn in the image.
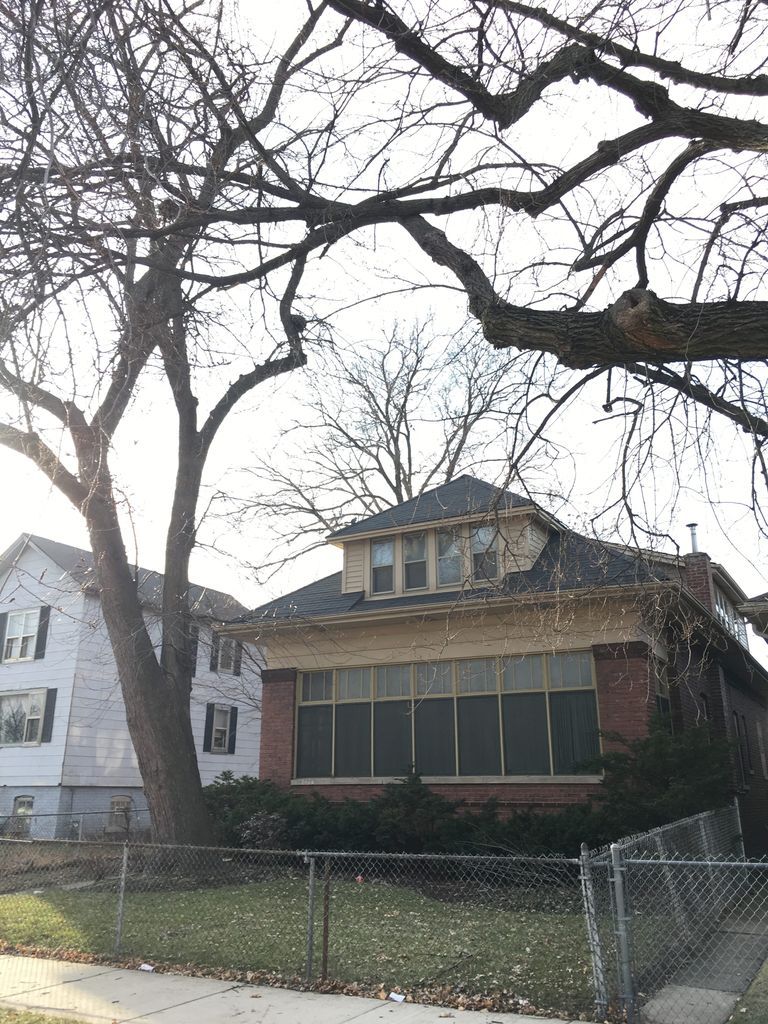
[0,877,593,1015]
[0,1012,88,1024]
[732,957,768,1022]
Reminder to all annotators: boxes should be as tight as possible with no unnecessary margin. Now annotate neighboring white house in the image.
[0,534,262,838]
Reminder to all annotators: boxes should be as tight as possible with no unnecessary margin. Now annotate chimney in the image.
[682,523,714,611]
[686,522,699,553]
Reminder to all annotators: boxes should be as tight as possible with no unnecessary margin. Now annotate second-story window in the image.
[471,525,499,582]
[3,609,40,661]
[403,532,427,590]
[437,528,462,586]
[371,538,394,593]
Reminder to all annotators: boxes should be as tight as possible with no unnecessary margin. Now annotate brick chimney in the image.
[682,541,716,611]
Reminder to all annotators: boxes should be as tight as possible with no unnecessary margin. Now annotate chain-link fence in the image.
[1,805,766,1024]
[0,809,152,842]
[0,837,591,1019]
[585,802,768,1024]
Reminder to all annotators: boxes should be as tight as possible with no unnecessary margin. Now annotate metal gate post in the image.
[610,843,636,1023]
[580,843,608,1017]
[305,855,317,981]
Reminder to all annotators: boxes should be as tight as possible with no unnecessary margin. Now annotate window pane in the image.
[403,533,426,561]
[376,665,411,698]
[458,658,497,693]
[23,718,40,743]
[471,527,498,581]
[335,703,371,776]
[337,667,371,700]
[549,651,593,689]
[502,693,550,774]
[372,565,394,593]
[457,696,501,775]
[302,671,333,702]
[550,691,600,774]
[502,655,544,691]
[0,695,27,743]
[296,705,333,777]
[415,662,453,695]
[374,701,412,776]
[218,639,235,672]
[372,539,394,567]
[405,561,427,589]
[437,529,462,586]
[415,698,455,775]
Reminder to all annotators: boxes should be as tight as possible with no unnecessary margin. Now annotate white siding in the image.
[62,601,262,787]
[0,544,83,788]
[342,540,365,593]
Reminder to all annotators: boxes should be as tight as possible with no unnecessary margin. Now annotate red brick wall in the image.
[592,641,654,749]
[725,683,768,854]
[259,668,297,786]
[682,552,715,611]
[293,780,601,811]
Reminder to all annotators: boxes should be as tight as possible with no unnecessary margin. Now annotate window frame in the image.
[210,704,232,753]
[402,531,428,591]
[2,608,41,663]
[0,689,47,747]
[217,637,236,674]
[470,525,499,583]
[11,795,34,837]
[371,537,395,595]
[436,527,463,588]
[108,795,133,832]
[295,651,600,781]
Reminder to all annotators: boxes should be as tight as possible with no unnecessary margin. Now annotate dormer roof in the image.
[327,475,532,541]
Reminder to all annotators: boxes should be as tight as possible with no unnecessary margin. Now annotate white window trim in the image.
[0,688,47,747]
[2,607,40,664]
[210,704,232,753]
[107,795,134,831]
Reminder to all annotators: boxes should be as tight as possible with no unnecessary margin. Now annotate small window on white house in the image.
[218,638,235,673]
[11,795,33,837]
[3,609,40,661]
[212,705,231,751]
[108,796,133,831]
[0,691,46,745]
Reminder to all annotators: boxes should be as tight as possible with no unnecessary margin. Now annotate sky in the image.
[1,0,767,660]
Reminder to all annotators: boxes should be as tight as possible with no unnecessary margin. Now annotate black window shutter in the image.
[227,706,238,753]
[41,689,57,743]
[233,642,242,677]
[0,612,7,659]
[209,632,220,672]
[189,625,199,677]
[203,703,214,752]
[34,606,51,660]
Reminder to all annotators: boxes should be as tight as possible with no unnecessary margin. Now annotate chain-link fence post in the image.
[114,842,129,955]
[580,843,608,1017]
[305,855,317,981]
[610,843,636,1023]
[321,856,331,980]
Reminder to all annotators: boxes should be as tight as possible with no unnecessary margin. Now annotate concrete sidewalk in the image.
[0,955,586,1024]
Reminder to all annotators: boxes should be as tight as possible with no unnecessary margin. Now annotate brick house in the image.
[223,476,768,851]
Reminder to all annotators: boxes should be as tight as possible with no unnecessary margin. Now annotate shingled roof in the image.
[328,475,531,540]
[237,525,677,626]
[0,534,247,621]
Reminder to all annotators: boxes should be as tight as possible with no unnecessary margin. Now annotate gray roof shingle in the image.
[1,534,247,621]
[328,475,531,540]
[237,529,675,626]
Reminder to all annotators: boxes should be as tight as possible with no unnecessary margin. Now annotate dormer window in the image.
[371,538,395,593]
[403,532,427,590]
[437,528,462,586]
[471,526,498,582]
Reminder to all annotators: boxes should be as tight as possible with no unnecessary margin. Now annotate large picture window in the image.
[0,690,46,745]
[295,652,599,779]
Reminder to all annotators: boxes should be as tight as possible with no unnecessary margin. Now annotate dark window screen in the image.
[374,701,412,776]
[414,698,455,776]
[335,703,371,776]
[502,693,550,775]
[457,696,501,775]
[550,691,599,774]
[296,705,332,777]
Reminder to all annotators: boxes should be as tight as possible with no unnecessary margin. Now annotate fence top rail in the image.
[0,835,578,865]
[587,803,737,860]
[625,855,768,868]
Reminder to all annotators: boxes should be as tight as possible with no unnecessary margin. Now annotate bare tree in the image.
[236,326,533,575]
[2,0,768,840]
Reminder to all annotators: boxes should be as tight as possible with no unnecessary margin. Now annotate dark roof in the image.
[328,475,531,540]
[237,530,677,626]
[0,534,247,621]
[743,592,768,606]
